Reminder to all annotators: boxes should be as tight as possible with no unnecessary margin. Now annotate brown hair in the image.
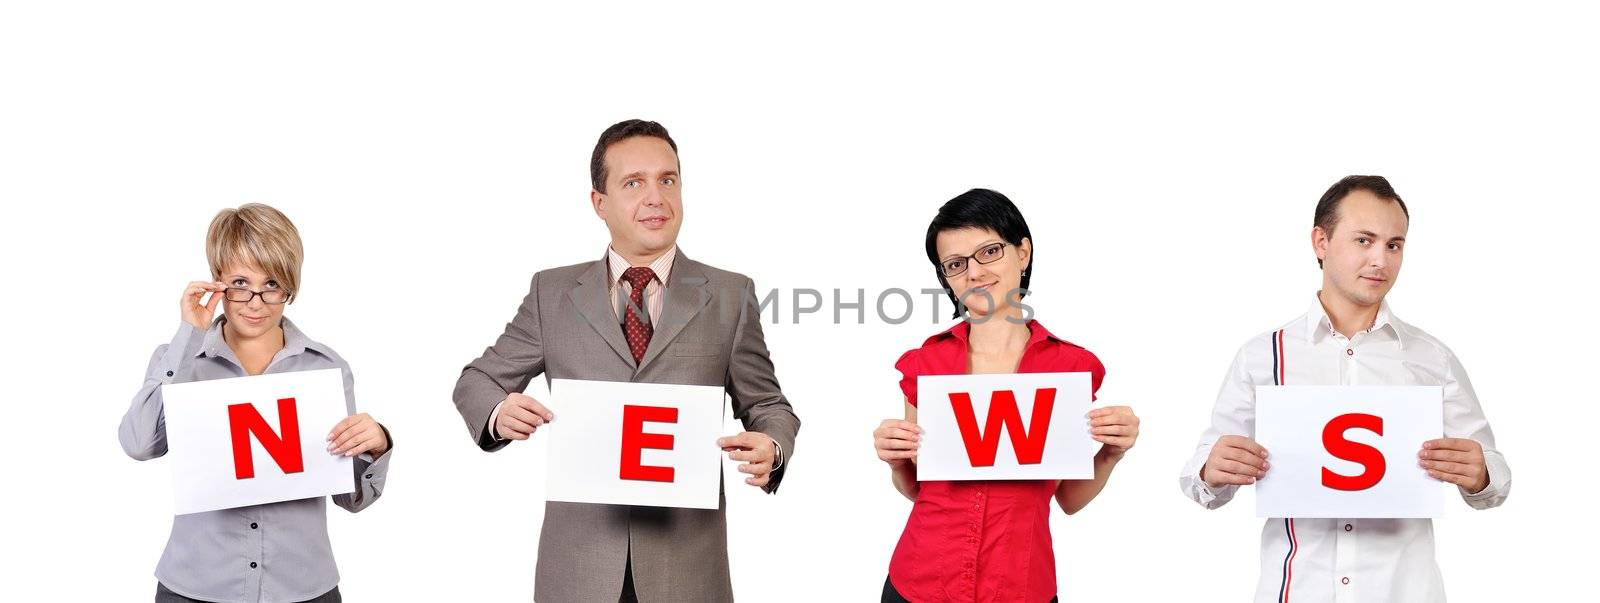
[206,203,304,301]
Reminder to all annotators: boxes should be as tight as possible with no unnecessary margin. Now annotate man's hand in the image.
[496,392,555,440]
[1201,435,1269,488]
[1419,438,1489,493]
[718,431,777,488]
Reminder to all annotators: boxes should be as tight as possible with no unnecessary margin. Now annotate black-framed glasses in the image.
[224,287,290,305]
[937,242,1009,278]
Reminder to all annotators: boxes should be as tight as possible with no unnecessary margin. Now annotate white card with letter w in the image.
[916,372,1095,481]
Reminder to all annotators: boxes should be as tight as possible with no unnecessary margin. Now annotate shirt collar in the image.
[197,315,324,361]
[605,245,678,285]
[931,318,1064,349]
[1305,293,1404,348]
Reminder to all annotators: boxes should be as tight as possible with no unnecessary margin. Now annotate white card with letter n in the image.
[544,379,726,510]
[915,372,1095,481]
[1255,385,1446,518]
[162,368,354,515]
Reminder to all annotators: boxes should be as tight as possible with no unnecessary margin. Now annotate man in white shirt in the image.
[1179,175,1512,603]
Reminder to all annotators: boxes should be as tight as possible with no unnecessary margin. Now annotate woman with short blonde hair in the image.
[119,203,392,603]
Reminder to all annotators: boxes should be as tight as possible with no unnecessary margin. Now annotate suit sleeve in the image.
[726,276,801,493]
[454,271,547,451]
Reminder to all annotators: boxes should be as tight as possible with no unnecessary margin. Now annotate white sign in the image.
[545,379,726,509]
[162,368,354,515]
[1255,385,1445,518]
[915,372,1095,481]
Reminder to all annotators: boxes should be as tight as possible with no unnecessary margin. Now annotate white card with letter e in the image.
[915,372,1095,481]
[544,379,726,509]
[161,368,354,515]
[1255,385,1445,518]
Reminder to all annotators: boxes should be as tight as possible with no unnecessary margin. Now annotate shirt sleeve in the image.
[331,357,389,513]
[1179,340,1258,510]
[894,348,921,407]
[1439,344,1512,509]
[118,322,208,461]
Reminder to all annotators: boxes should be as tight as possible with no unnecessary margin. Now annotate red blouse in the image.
[888,319,1105,602]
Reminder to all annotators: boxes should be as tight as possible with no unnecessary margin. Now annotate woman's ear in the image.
[1017,237,1032,271]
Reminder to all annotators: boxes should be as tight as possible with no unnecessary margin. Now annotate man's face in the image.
[591,136,682,258]
[1313,189,1409,308]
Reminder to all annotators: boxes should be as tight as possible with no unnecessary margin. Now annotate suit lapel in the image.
[636,254,711,373]
[567,258,638,370]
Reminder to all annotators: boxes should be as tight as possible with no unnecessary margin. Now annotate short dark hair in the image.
[925,188,1034,319]
[1313,175,1409,268]
[589,119,679,193]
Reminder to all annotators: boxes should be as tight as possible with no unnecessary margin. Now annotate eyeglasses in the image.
[224,287,290,305]
[937,242,1010,278]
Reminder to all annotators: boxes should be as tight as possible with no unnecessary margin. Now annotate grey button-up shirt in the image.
[119,317,391,603]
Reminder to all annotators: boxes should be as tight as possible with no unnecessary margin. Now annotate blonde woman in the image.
[119,204,391,603]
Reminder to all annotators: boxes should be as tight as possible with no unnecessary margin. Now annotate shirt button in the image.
[250,522,258,530]
[1344,523,1353,532]
[249,562,258,569]
[165,370,174,377]
[1341,577,1350,585]
[1346,348,1354,356]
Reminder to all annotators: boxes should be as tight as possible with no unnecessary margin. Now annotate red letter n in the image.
[227,398,305,480]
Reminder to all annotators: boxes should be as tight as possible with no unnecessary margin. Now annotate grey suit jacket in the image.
[453,251,800,602]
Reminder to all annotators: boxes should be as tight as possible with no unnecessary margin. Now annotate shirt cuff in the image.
[771,437,784,471]
[487,400,507,441]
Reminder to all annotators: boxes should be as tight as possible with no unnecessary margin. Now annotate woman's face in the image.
[218,262,288,339]
[934,227,1031,319]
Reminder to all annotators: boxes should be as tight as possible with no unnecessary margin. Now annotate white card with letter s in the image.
[1255,385,1445,518]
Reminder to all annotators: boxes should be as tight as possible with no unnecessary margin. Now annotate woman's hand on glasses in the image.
[181,281,227,330]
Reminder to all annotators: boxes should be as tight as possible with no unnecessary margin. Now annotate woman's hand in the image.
[328,413,389,457]
[181,281,226,329]
[874,419,921,466]
[1088,406,1139,457]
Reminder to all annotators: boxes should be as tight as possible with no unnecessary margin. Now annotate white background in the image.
[2,2,1595,601]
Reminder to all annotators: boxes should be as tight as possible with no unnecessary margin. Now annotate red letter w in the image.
[949,388,1057,467]
[228,398,305,480]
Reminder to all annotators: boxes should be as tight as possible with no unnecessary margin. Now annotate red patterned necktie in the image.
[620,266,656,363]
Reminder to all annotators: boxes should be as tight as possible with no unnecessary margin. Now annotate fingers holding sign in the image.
[327,413,389,457]
[1419,437,1489,493]
[1087,406,1139,455]
[1202,434,1270,488]
[717,431,776,488]
[496,392,555,441]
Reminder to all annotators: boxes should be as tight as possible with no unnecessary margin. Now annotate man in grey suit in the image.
[452,119,800,602]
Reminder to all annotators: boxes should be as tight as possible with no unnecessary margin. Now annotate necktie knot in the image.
[621,266,656,291]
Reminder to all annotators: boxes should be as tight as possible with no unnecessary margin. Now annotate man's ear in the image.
[1311,226,1329,267]
[590,189,606,219]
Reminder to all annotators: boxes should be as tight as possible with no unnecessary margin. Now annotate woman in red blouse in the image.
[873,189,1141,602]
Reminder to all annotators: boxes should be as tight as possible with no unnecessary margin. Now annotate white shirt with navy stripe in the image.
[1180,295,1511,603]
